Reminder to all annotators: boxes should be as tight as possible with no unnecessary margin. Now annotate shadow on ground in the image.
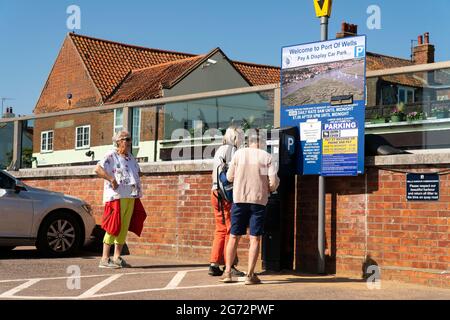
[258,270,365,284]
[129,264,209,269]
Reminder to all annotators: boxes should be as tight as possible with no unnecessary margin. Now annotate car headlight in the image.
[81,204,93,215]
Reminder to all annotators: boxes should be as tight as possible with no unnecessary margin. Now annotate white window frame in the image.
[40,130,54,153]
[398,86,415,104]
[114,109,123,134]
[75,125,91,150]
[132,108,141,147]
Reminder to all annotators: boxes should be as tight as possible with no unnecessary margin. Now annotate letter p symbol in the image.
[355,46,365,58]
[288,137,294,153]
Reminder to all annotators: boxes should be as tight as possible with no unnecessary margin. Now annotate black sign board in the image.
[406,173,439,201]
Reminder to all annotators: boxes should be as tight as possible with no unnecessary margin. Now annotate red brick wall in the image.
[413,44,435,65]
[33,111,114,153]
[33,106,164,154]
[21,172,251,264]
[297,165,449,288]
[19,165,449,288]
[34,36,102,114]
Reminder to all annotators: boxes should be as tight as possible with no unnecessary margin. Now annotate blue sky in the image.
[0,0,449,115]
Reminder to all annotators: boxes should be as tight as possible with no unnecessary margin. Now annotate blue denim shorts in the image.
[230,203,267,236]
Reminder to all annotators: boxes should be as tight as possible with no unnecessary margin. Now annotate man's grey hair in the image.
[112,130,131,147]
[223,126,244,148]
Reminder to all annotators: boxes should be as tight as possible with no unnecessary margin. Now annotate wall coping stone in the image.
[8,153,450,179]
[366,153,450,167]
[10,160,215,179]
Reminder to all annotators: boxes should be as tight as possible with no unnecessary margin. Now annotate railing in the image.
[365,61,450,123]
[0,84,279,170]
[3,61,450,170]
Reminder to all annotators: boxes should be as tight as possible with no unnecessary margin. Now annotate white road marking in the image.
[0,279,42,297]
[77,274,123,299]
[0,295,79,300]
[0,268,288,300]
[0,268,208,284]
[0,279,287,300]
[90,281,245,299]
[164,271,187,289]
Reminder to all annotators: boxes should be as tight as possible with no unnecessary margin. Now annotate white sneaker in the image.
[99,258,120,269]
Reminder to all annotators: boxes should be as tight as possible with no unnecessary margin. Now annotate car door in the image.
[0,172,34,238]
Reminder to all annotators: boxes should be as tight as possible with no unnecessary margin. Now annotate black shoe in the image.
[208,265,224,276]
[230,266,245,277]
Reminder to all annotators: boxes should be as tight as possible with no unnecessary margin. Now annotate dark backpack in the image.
[214,146,236,224]
[217,158,233,203]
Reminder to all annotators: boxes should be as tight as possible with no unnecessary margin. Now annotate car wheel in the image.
[36,212,82,257]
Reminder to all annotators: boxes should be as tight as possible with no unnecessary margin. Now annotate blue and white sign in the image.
[281,35,366,176]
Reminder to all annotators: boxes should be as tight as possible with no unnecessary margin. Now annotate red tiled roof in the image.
[68,33,280,104]
[233,61,280,85]
[108,55,206,103]
[69,33,196,100]
[367,52,414,70]
[367,52,423,87]
[68,33,423,106]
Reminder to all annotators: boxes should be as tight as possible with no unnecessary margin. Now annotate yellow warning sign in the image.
[323,137,357,155]
[313,0,333,18]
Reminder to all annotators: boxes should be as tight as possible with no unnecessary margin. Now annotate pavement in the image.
[0,246,449,301]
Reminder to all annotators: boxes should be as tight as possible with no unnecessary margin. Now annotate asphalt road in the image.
[0,247,449,301]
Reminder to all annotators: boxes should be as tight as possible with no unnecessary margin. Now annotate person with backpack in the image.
[220,128,280,285]
[209,126,245,277]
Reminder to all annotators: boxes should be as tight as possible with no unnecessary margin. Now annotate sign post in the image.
[280,0,366,274]
[316,0,331,275]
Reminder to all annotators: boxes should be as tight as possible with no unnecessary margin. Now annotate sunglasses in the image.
[120,137,131,142]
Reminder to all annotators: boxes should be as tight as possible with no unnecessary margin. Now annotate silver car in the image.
[0,170,96,257]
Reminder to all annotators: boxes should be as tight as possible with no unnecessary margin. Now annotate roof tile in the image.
[108,55,206,103]
[69,34,420,106]
[69,33,280,104]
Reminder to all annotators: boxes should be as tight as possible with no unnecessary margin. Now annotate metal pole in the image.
[318,15,328,274]
[318,176,326,273]
[320,16,329,42]
[8,120,23,171]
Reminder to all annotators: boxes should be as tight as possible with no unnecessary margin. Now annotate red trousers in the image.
[210,190,232,265]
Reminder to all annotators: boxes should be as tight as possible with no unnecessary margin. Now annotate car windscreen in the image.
[0,171,16,190]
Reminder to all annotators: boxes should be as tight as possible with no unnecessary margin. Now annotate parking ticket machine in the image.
[262,127,299,271]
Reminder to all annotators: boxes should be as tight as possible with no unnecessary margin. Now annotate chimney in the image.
[413,32,435,64]
[424,32,430,44]
[3,107,15,118]
[336,22,358,38]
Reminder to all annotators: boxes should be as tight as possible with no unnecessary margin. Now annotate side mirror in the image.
[14,181,26,193]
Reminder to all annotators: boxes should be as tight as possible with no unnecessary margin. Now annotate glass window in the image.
[0,171,15,189]
[132,108,140,147]
[75,125,90,149]
[0,121,14,169]
[407,90,414,104]
[398,88,406,103]
[114,109,123,134]
[41,130,53,153]
[21,119,34,169]
[398,87,415,104]
[163,91,274,140]
[367,67,450,151]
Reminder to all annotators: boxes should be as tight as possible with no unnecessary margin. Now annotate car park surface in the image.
[0,247,448,300]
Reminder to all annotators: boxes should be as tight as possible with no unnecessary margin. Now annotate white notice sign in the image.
[300,120,322,143]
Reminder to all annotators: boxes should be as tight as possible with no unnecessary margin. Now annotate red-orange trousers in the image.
[210,190,232,265]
